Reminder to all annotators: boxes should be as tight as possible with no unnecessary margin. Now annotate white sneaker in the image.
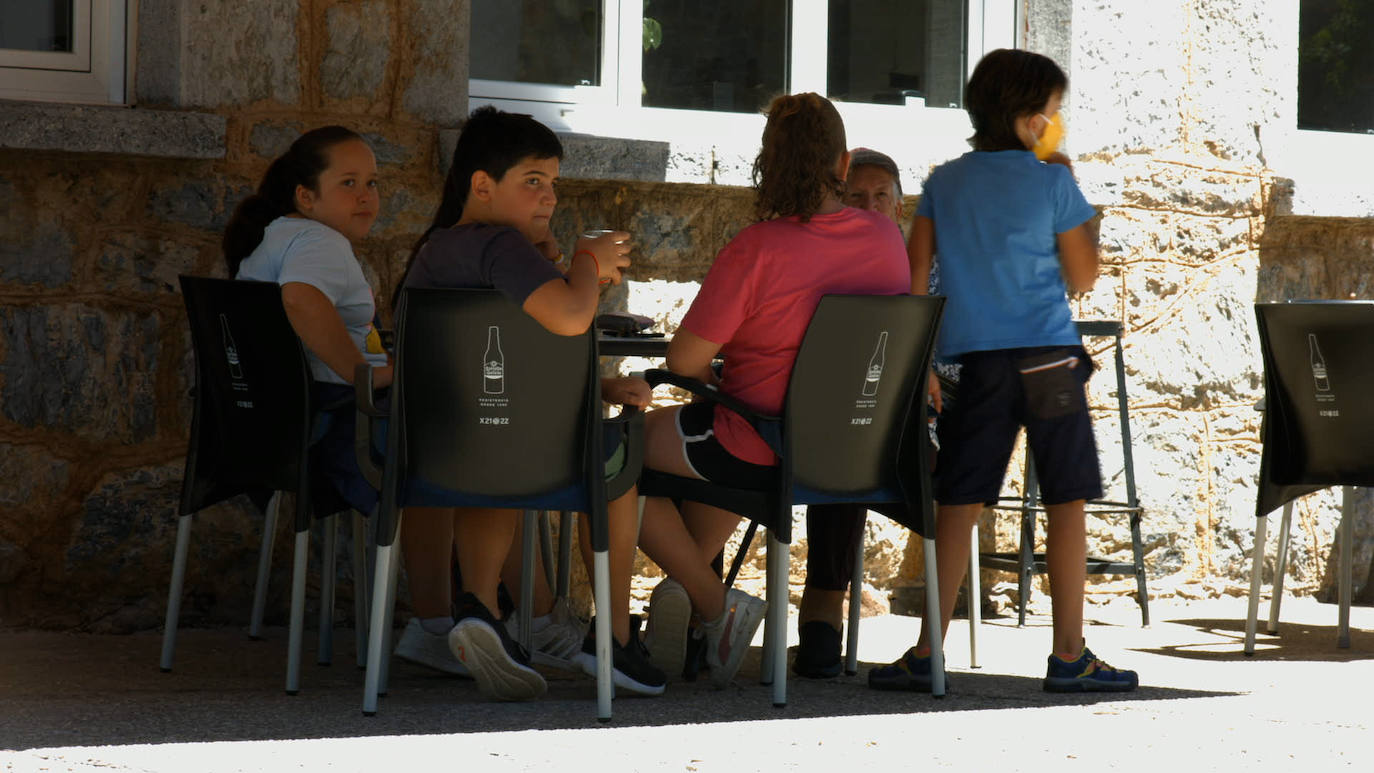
[702,589,767,687]
[504,598,586,673]
[393,618,470,677]
[644,577,692,677]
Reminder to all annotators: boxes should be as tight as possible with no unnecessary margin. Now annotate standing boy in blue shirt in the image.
[870,49,1138,693]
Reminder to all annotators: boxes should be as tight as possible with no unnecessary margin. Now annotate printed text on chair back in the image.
[786,295,943,498]
[178,277,312,511]
[395,289,593,499]
[1256,302,1374,491]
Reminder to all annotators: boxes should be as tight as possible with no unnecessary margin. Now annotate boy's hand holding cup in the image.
[576,229,632,286]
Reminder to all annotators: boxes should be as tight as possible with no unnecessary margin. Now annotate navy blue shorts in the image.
[934,346,1102,506]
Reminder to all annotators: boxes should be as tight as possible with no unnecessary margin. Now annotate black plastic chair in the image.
[1245,301,1366,654]
[638,294,947,705]
[165,276,368,694]
[355,288,642,720]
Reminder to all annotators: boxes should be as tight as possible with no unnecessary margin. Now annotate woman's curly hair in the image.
[751,93,847,222]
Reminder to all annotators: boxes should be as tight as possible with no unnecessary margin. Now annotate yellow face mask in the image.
[1031,112,1065,160]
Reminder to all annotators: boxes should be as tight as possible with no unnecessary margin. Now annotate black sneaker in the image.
[868,646,950,693]
[449,592,546,701]
[793,620,843,679]
[575,616,667,696]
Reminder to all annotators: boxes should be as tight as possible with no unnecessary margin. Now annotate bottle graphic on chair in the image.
[484,326,505,395]
[220,314,243,380]
[862,331,888,397]
[1309,333,1330,392]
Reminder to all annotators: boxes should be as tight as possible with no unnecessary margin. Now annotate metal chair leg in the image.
[760,539,777,685]
[1338,487,1352,648]
[923,536,946,698]
[160,513,194,672]
[362,540,397,715]
[1113,329,1149,628]
[317,513,338,666]
[249,492,280,640]
[1267,502,1293,635]
[557,511,574,599]
[594,548,613,722]
[285,526,309,695]
[518,510,537,651]
[1017,456,1038,627]
[352,511,370,669]
[969,523,981,669]
[844,526,863,676]
[537,511,556,595]
[768,531,788,707]
[1244,514,1269,656]
[378,537,402,695]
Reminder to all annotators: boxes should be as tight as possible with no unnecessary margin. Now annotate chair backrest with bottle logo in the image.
[1255,301,1374,518]
[385,288,600,509]
[178,276,313,517]
[784,294,944,536]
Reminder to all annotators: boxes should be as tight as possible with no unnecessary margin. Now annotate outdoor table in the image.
[597,333,669,358]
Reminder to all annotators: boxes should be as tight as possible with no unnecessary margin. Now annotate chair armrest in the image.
[643,368,783,457]
[604,405,645,502]
[353,363,384,490]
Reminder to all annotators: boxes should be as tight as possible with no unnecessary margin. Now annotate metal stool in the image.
[973,320,1149,640]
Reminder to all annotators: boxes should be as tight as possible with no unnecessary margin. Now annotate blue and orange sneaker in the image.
[867,646,947,692]
[1043,647,1138,693]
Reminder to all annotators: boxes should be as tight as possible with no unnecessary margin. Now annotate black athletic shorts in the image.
[934,346,1103,506]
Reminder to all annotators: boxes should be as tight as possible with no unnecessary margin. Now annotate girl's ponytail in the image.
[752,93,847,221]
[222,125,363,277]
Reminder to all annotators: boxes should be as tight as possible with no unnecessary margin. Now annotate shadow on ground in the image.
[0,626,1232,750]
[1134,616,1374,662]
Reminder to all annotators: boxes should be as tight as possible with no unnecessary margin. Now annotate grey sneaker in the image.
[393,618,471,677]
[644,577,692,677]
[702,589,767,687]
[505,598,587,673]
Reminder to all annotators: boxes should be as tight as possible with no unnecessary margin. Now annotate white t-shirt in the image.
[237,216,388,385]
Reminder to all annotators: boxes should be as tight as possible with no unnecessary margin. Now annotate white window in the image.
[1297,0,1373,136]
[0,0,130,104]
[470,0,1016,149]
[1265,0,1374,216]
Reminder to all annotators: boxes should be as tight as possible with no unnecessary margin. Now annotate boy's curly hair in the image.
[965,49,1068,152]
[752,93,847,221]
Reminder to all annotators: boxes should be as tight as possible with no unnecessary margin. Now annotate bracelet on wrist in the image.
[573,249,600,280]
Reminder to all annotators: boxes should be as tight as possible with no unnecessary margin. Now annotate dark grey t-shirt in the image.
[403,223,564,303]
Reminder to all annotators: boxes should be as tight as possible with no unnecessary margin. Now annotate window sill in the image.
[0,101,225,160]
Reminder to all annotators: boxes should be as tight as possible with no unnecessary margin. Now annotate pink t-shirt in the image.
[679,207,911,465]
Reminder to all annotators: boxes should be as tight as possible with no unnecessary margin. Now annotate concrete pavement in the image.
[2,596,1369,771]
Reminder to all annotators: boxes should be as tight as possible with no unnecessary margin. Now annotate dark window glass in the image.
[1298,0,1374,134]
[642,0,788,113]
[0,1,74,53]
[827,0,965,108]
[471,0,602,87]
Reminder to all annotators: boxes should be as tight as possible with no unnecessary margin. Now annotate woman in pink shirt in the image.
[637,93,911,686]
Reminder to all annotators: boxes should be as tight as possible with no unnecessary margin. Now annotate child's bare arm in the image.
[1056,221,1099,294]
[281,282,393,387]
[521,231,631,336]
[907,215,935,295]
[665,328,722,386]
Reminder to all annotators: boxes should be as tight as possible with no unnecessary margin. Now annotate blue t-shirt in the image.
[236,216,388,384]
[916,150,1096,358]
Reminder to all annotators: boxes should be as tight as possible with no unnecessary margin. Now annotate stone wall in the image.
[0,0,469,630]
